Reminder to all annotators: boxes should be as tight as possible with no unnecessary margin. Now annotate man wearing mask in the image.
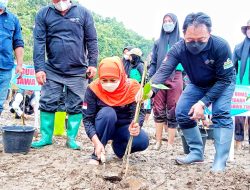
[0,0,24,116]
[32,0,98,150]
[139,12,236,172]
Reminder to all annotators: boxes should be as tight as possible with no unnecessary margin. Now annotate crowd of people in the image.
[0,0,249,173]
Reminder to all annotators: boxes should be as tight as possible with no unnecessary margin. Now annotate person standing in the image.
[233,19,250,149]
[32,0,98,150]
[139,12,236,172]
[148,13,183,150]
[0,0,24,116]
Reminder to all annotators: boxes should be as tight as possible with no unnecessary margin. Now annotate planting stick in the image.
[122,62,148,177]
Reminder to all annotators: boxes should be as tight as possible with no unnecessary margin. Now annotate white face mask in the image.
[101,81,120,92]
[123,54,129,60]
[53,0,71,12]
[163,22,175,33]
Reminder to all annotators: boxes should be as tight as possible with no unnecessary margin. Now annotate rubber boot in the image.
[66,113,82,150]
[54,111,66,136]
[176,127,204,164]
[211,127,233,172]
[31,111,55,148]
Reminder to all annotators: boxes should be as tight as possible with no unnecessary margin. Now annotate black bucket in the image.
[181,132,208,154]
[2,126,35,154]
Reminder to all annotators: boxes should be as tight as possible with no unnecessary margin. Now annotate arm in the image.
[147,42,158,78]
[200,42,235,107]
[33,10,46,73]
[151,49,180,91]
[13,17,24,75]
[232,45,240,74]
[84,10,98,68]
[82,87,98,139]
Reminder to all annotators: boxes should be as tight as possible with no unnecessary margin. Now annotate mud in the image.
[0,108,249,190]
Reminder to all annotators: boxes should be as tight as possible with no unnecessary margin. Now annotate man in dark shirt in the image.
[0,0,24,116]
[144,12,236,172]
[32,0,98,150]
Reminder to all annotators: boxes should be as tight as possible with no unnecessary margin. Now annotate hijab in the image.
[89,57,140,106]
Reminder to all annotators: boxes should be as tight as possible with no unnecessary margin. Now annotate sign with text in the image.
[230,85,250,116]
[11,64,41,91]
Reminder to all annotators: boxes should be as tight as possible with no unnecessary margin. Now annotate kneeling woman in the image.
[83,57,149,164]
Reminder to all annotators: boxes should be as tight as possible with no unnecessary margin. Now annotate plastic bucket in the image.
[2,126,35,154]
[181,132,208,154]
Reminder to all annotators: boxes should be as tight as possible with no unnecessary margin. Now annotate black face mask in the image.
[185,41,207,55]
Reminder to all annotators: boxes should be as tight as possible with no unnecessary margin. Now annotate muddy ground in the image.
[0,105,250,190]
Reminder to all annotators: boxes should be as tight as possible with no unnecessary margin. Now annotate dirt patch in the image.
[0,108,249,190]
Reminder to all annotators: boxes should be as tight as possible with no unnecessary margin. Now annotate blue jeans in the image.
[94,107,149,159]
[0,69,12,113]
[176,82,235,129]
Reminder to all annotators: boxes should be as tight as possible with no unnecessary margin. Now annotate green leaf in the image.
[151,84,169,90]
[143,82,151,100]
[246,96,250,101]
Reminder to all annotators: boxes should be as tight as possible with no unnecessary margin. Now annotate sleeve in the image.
[201,42,235,106]
[129,103,145,127]
[84,10,98,67]
[232,45,241,74]
[151,45,180,93]
[147,42,158,78]
[82,87,98,139]
[13,17,24,49]
[33,10,47,73]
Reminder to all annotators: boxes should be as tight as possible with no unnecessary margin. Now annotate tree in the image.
[8,0,153,63]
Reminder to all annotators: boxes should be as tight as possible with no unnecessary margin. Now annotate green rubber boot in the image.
[66,113,82,150]
[31,111,55,148]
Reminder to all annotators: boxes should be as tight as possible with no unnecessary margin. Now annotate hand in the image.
[86,66,97,79]
[188,102,205,120]
[128,121,140,137]
[94,142,105,160]
[15,64,23,78]
[36,71,46,85]
[135,89,153,103]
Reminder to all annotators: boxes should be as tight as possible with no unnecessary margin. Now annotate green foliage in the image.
[151,83,169,90]
[143,82,152,100]
[8,0,153,64]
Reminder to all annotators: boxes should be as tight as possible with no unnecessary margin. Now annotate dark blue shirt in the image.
[82,87,145,139]
[0,10,24,70]
[152,35,236,106]
[33,4,98,76]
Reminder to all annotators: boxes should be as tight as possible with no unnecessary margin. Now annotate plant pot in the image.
[199,126,214,140]
[2,126,35,154]
[181,130,208,154]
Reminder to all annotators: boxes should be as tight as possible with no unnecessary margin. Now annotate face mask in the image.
[101,81,120,92]
[53,0,71,12]
[185,41,207,55]
[163,22,175,33]
[123,54,129,60]
[0,0,8,10]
